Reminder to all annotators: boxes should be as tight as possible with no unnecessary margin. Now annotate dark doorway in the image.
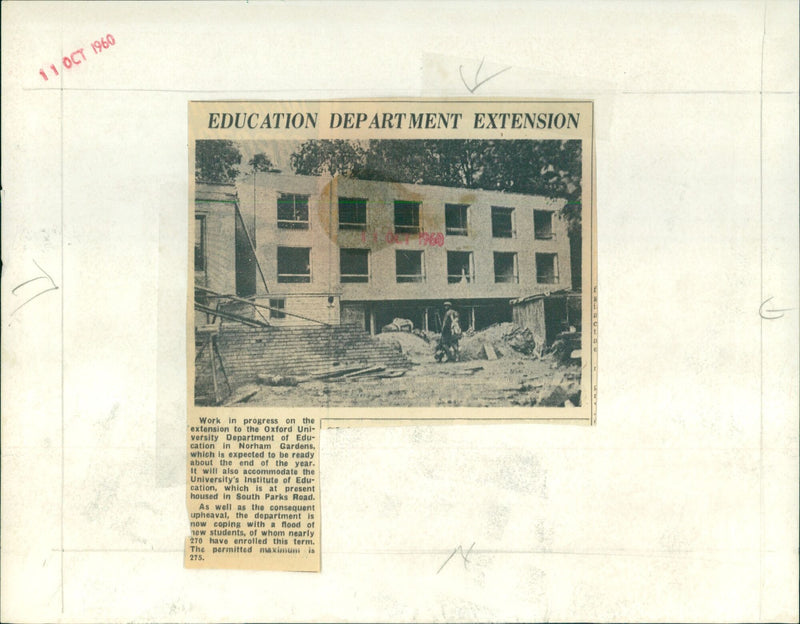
[375,302,425,332]
[543,296,568,344]
[473,301,512,330]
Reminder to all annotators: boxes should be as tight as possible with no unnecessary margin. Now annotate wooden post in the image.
[209,334,219,404]
[213,336,232,395]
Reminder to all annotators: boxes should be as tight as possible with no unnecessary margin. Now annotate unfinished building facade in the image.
[195,173,572,338]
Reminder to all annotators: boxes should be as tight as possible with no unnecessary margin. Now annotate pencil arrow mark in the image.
[459,58,511,94]
[11,259,59,316]
[759,296,796,320]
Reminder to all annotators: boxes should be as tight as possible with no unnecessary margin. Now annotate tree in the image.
[290,139,367,177]
[248,152,275,172]
[195,140,242,183]
[290,138,579,204]
[483,140,582,235]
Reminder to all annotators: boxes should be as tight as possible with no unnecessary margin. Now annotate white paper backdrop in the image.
[2,2,798,622]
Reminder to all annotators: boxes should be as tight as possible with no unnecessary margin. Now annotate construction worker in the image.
[435,301,462,362]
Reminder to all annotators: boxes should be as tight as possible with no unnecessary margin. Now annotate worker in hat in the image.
[435,301,462,362]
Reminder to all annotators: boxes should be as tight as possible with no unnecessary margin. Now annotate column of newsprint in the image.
[185,407,320,571]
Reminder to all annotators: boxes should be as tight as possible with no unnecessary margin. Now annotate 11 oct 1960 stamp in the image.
[36,33,117,81]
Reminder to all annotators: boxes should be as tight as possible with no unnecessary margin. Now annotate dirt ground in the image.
[241,354,580,408]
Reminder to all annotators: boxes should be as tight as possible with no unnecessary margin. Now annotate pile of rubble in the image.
[376,321,545,363]
[460,322,541,361]
[376,329,434,360]
[511,371,581,407]
[381,317,415,333]
[551,330,582,365]
[223,363,412,405]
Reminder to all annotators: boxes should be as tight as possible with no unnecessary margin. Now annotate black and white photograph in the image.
[192,111,593,411]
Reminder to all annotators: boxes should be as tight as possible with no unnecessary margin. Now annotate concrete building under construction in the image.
[194,172,573,336]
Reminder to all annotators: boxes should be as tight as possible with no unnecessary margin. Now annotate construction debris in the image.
[224,353,580,409]
[460,322,539,361]
[194,304,584,408]
[375,370,407,379]
[195,317,413,403]
[377,322,545,364]
[257,374,301,387]
[505,326,539,356]
[512,376,581,407]
[536,384,570,407]
[195,325,232,405]
[551,330,581,364]
[340,365,385,378]
[381,317,414,332]
[312,365,371,380]
[323,366,407,381]
[447,365,484,376]
[376,331,434,359]
[224,384,260,405]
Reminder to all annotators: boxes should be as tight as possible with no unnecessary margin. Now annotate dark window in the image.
[491,206,515,238]
[395,250,424,283]
[194,215,206,271]
[494,252,518,283]
[340,248,370,283]
[338,197,367,230]
[534,210,554,239]
[277,247,311,283]
[269,298,285,319]
[277,193,309,229]
[447,251,474,283]
[536,253,559,284]
[445,203,469,235]
[394,200,420,234]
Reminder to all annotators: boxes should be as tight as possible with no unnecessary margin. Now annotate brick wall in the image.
[195,323,411,398]
[257,294,341,326]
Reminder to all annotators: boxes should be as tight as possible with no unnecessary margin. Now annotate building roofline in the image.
[510,289,578,305]
[195,179,237,188]
[242,171,569,203]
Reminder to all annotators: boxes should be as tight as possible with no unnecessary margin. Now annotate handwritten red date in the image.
[38,34,115,81]
[418,232,445,247]
[360,231,445,246]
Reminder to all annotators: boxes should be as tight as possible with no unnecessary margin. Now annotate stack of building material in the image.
[195,323,412,402]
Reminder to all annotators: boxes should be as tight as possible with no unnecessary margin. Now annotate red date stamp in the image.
[417,231,445,246]
[38,34,116,81]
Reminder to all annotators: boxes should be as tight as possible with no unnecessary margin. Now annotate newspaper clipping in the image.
[186,99,596,570]
[187,408,319,571]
